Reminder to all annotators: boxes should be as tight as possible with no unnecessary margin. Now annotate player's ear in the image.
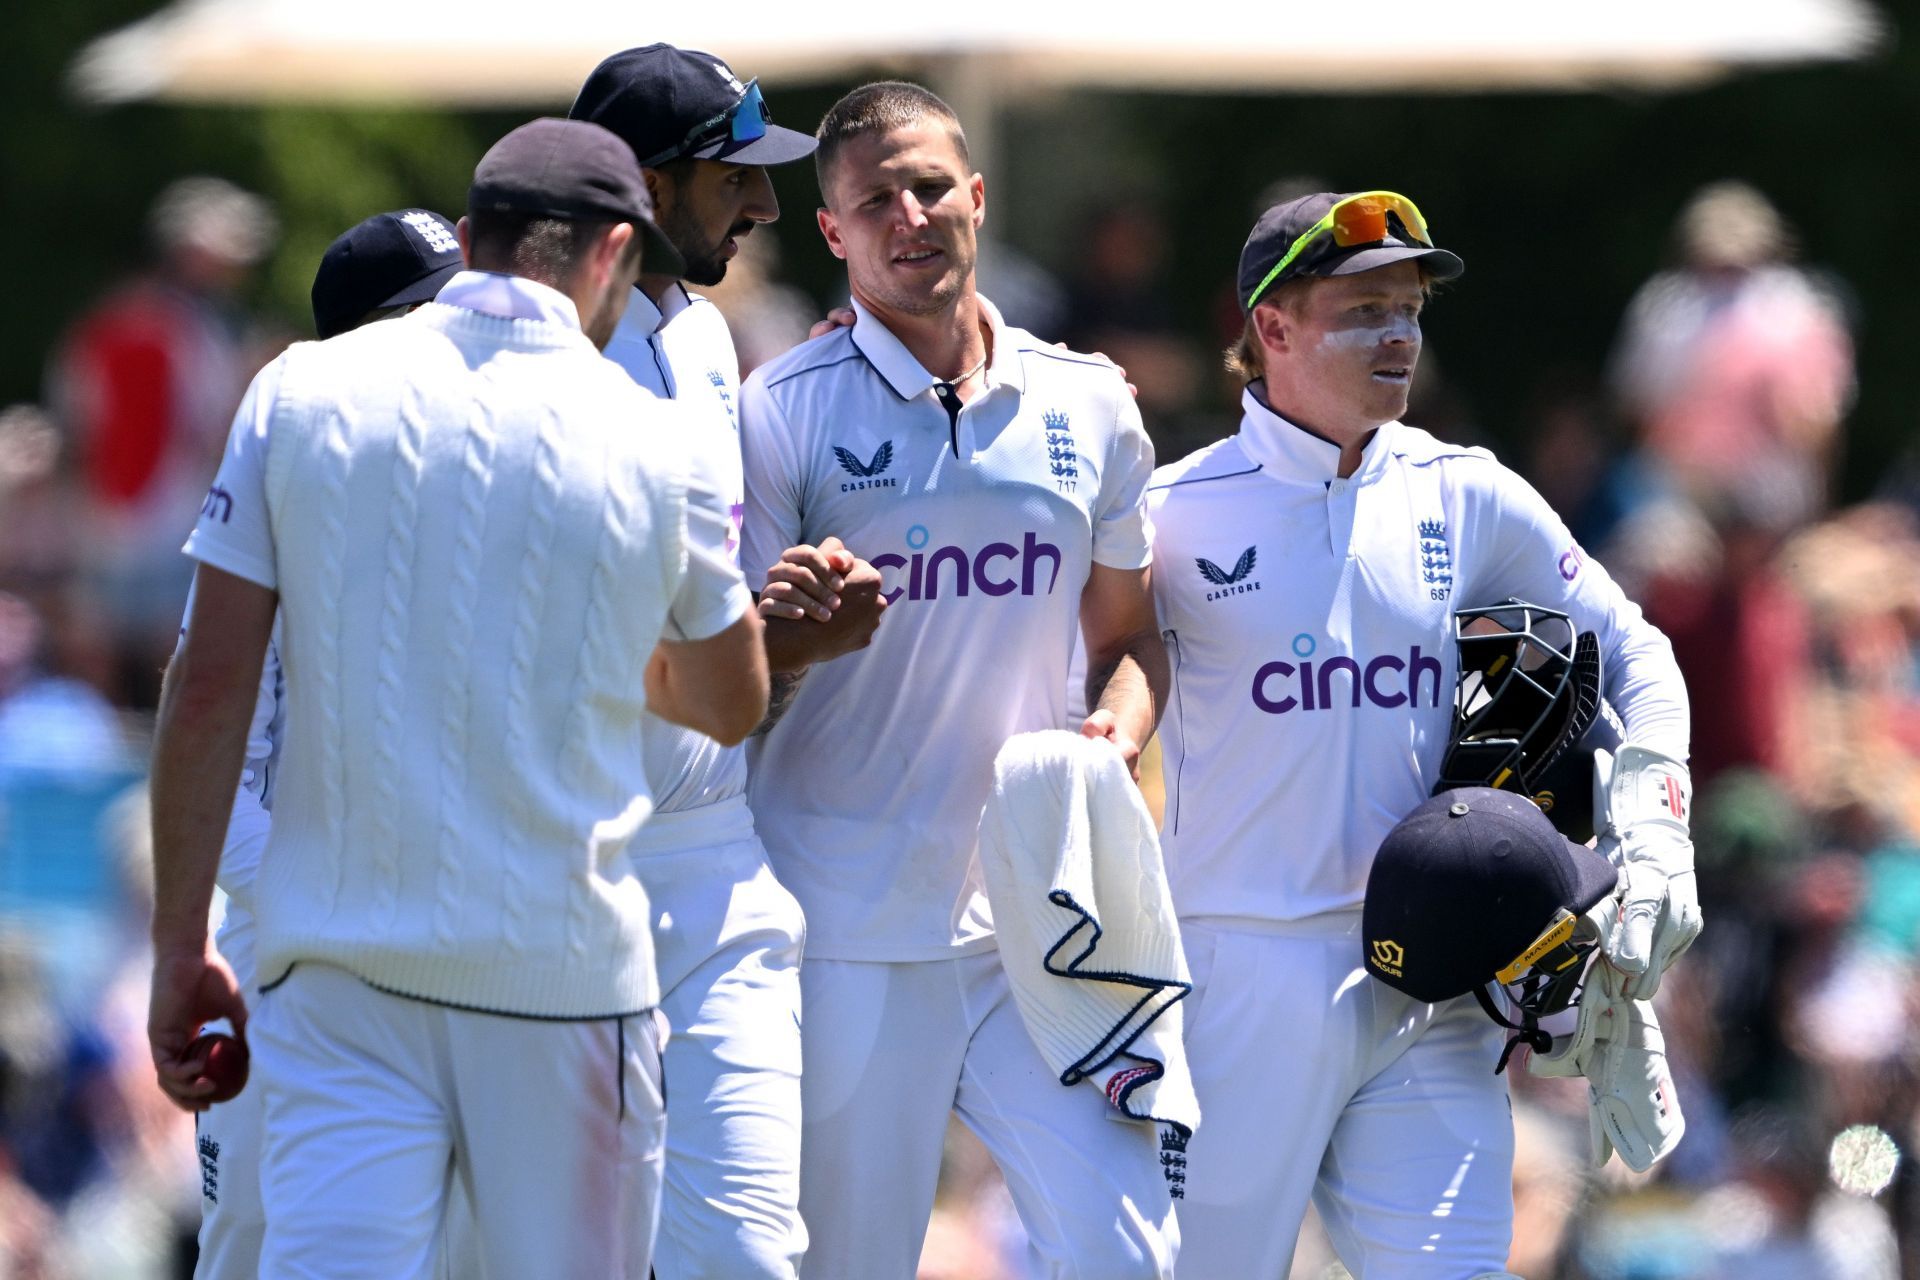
[1251,300,1291,355]
[970,172,986,232]
[455,216,474,268]
[641,166,667,214]
[817,207,848,262]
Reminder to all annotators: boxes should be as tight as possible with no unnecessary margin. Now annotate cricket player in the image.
[147,119,768,1277]
[739,83,1177,1279]
[1149,191,1697,1276]
[186,206,465,1279]
[569,44,886,1278]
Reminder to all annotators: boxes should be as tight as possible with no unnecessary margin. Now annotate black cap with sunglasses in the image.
[1238,190,1465,312]
[569,44,817,171]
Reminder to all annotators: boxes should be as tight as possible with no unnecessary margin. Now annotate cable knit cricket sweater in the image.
[250,300,693,1018]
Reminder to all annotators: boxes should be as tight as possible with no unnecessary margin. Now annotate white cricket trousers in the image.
[193,901,264,1279]
[641,804,808,1280]
[797,949,1178,1280]
[253,961,667,1279]
[194,794,271,1280]
[1175,914,1515,1279]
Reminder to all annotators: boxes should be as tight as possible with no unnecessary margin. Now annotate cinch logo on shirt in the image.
[200,484,234,523]
[870,526,1062,603]
[835,441,897,491]
[1196,546,1260,600]
[1250,634,1443,714]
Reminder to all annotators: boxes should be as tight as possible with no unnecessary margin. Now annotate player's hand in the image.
[760,538,857,622]
[808,308,856,341]
[796,554,888,661]
[1606,831,1701,1001]
[1594,745,1701,1001]
[1079,708,1144,780]
[1528,958,1685,1172]
[148,943,247,1113]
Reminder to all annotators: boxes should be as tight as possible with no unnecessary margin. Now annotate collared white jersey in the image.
[740,296,1155,961]
[1149,388,1688,926]
[604,284,749,815]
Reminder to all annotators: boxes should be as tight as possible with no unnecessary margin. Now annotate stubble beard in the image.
[862,241,974,319]
[659,201,738,287]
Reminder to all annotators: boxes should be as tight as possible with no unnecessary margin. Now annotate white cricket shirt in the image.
[740,296,1155,961]
[1149,387,1688,926]
[604,285,750,819]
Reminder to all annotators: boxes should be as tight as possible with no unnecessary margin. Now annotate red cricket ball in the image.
[185,1032,250,1103]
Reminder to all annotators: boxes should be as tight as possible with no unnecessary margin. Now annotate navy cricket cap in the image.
[1361,787,1617,1003]
[311,209,465,340]
[469,118,686,277]
[1237,191,1464,311]
[569,44,816,169]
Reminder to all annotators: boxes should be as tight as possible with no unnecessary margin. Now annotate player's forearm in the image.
[1087,625,1169,747]
[750,670,808,737]
[149,662,256,954]
[762,617,829,674]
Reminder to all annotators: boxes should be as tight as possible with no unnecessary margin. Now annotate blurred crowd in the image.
[2,172,1915,1278]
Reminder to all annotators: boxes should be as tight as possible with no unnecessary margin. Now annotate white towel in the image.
[976,730,1201,1138]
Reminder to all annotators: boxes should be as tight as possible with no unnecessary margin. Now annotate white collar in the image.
[849,293,1026,401]
[437,270,581,331]
[622,281,694,339]
[1235,383,1401,486]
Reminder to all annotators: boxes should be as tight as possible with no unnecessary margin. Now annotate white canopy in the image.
[71,0,1887,107]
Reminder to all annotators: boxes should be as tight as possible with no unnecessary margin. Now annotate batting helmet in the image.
[1363,786,1619,1071]
[1433,599,1603,840]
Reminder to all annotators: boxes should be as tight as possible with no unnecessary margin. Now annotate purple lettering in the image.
[1363,654,1407,707]
[909,551,924,600]
[1251,661,1298,713]
[1316,656,1362,709]
[1409,646,1443,708]
[872,551,907,605]
[924,545,970,599]
[1022,531,1062,595]
[974,542,1018,596]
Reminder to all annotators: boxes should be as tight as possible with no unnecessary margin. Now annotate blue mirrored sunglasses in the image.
[642,79,769,167]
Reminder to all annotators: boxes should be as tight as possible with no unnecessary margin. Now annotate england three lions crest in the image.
[1417,519,1452,601]
[1043,409,1078,494]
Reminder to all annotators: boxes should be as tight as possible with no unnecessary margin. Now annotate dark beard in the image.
[660,203,745,287]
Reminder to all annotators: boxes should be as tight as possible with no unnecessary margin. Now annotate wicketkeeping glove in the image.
[1593,744,1701,1000]
[1528,941,1685,1173]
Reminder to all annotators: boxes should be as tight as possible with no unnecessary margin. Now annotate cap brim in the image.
[636,220,687,277]
[1321,244,1465,281]
[687,123,818,166]
[1562,838,1619,914]
[377,260,464,313]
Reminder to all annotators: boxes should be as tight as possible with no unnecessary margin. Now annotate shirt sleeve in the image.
[1469,462,1690,760]
[663,408,753,643]
[182,355,285,590]
[1091,384,1155,570]
[738,372,808,594]
[1145,483,1176,628]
